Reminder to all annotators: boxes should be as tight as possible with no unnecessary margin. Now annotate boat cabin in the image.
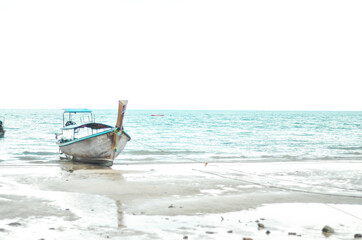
[58,109,113,143]
[62,108,94,127]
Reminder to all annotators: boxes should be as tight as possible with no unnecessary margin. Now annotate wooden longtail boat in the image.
[56,100,131,166]
[0,117,5,138]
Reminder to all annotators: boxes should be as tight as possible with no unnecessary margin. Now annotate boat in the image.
[56,100,131,166]
[151,114,164,116]
[0,116,5,138]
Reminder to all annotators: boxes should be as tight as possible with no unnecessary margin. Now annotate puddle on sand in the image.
[0,190,119,240]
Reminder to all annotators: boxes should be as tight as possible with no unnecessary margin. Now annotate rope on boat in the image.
[132,140,362,221]
[324,203,362,221]
[132,140,362,199]
[132,139,171,155]
[214,164,362,192]
[192,168,362,199]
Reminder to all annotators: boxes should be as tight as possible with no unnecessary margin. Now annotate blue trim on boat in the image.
[59,129,113,147]
[123,131,131,140]
[63,108,92,113]
[62,122,113,130]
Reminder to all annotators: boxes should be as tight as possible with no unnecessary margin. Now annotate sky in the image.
[0,0,361,110]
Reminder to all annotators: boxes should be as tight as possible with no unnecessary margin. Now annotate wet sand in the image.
[0,161,361,239]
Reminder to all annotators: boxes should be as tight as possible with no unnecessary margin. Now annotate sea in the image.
[0,109,362,165]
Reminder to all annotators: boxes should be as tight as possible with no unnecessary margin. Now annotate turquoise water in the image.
[0,109,362,165]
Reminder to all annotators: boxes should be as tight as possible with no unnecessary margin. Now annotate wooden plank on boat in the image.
[111,100,128,160]
[116,100,128,129]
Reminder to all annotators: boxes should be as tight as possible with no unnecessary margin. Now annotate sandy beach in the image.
[0,161,361,240]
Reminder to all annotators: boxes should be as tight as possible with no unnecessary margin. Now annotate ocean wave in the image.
[116,157,157,162]
[260,154,299,160]
[16,156,40,160]
[343,152,362,156]
[211,155,247,159]
[318,156,362,161]
[328,146,362,151]
[21,151,59,156]
[125,149,205,156]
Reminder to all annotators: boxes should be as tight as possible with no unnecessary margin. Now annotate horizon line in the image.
[1,108,361,112]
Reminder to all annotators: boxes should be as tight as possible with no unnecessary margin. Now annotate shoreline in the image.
[0,161,361,239]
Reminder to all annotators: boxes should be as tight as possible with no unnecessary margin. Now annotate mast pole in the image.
[111,100,128,160]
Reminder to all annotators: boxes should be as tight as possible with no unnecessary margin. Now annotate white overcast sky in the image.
[0,0,361,110]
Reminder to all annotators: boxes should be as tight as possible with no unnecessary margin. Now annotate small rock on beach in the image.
[8,222,21,227]
[322,225,334,233]
[322,225,335,237]
[257,223,265,229]
[355,234,362,239]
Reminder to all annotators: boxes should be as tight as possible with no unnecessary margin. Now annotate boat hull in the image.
[58,130,130,166]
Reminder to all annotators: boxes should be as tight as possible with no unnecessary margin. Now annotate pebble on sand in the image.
[8,222,21,227]
[257,223,265,229]
[322,225,335,237]
[288,232,302,237]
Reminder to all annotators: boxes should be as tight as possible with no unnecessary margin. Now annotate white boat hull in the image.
[58,130,130,166]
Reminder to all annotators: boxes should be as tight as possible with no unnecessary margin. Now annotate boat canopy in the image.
[62,108,95,127]
[63,108,92,113]
[62,122,113,130]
